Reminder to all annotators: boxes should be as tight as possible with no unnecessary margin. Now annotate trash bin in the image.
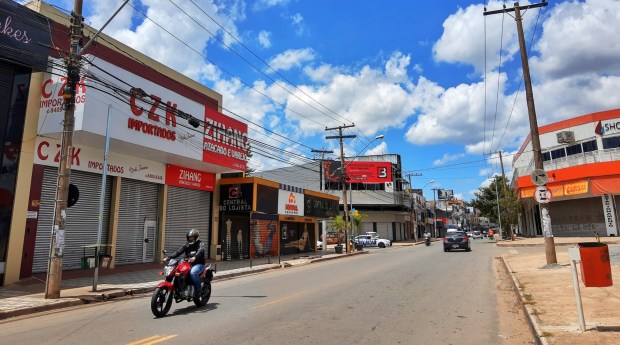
[81,256,96,269]
[99,255,113,269]
[578,242,613,287]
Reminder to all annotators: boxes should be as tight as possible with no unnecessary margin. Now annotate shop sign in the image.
[38,56,248,172]
[595,119,620,136]
[203,108,248,171]
[219,183,253,212]
[278,189,304,216]
[165,164,215,191]
[601,194,619,236]
[304,195,339,218]
[323,160,392,184]
[564,180,588,196]
[0,1,51,70]
[35,137,165,184]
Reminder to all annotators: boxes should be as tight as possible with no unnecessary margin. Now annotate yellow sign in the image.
[564,180,588,196]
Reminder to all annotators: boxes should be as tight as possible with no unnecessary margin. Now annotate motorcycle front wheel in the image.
[193,281,211,307]
[151,287,173,317]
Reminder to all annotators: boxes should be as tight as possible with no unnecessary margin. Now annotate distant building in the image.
[512,108,620,237]
[254,154,416,241]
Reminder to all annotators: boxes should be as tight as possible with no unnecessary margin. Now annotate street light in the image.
[341,134,384,253]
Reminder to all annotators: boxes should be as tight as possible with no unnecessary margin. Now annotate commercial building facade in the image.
[255,154,415,241]
[2,1,247,285]
[513,108,620,237]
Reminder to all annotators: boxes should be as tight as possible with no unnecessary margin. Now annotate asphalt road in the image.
[0,239,505,345]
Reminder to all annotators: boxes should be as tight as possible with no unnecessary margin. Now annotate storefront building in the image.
[513,108,620,237]
[218,177,339,260]
[255,155,413,242]
[0,1,54,285]
[2,2,247,285]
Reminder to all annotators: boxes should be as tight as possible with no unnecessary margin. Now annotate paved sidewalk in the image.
[0,249,373,320]
[498,237,620,345]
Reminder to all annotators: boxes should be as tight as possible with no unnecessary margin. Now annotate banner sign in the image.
[203,108,248,171]
[165,164,215,191]
[34,136,165,184]
[602,194,619,236]
[304,194,339,218]
[323,160,391,184]
[0,1,51,70]
[278,189,304,216]
[38,56,248,172]
[219,183,253,212]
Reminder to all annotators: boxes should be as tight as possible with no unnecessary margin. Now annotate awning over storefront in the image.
[520,179,589,199]
[590,175,620,195]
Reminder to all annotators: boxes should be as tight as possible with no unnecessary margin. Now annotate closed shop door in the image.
[164,186,211,255]
[116,179,160,265]
[33,167,112,272]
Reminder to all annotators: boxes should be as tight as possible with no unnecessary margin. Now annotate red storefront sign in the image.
[166,164,215,191]
[203,108,248,171]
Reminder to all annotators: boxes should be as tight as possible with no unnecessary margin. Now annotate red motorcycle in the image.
[151,250,215,317]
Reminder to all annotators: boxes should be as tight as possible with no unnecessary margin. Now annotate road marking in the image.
[253,291,304,309]
[509,250,519,255]
[127,335,177,345]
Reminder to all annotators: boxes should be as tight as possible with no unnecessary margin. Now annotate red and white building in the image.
[513,108,620,237]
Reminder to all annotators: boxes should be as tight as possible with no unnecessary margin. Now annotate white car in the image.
[471,230,484,239]
[351,234,391,248]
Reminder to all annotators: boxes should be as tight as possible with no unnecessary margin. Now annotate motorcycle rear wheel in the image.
[193,281,211,307]
[151,287,173,317]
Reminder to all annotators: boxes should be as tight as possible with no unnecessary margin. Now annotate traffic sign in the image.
[531,169,548,186]
[535,186,552,204]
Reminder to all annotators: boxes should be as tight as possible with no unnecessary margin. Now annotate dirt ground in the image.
[503,247,620,345]
[494,258,537,344]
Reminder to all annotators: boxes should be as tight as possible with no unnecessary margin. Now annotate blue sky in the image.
[42,0,620,201]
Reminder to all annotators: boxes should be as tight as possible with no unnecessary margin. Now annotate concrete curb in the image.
[0,299,84,320]
[499,255,548,345]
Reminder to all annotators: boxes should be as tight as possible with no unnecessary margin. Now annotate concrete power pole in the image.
[45,0,84,299]
[326,125,356,253]
[311,148,333,191]
[498,151,514,240]
[485,1,556,263]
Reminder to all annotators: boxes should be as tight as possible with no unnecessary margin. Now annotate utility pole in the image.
[431,187,439,238]
[312,148,333,191]
[498,151,514,240]
[406,173,422,241]
[326,125,356,253]
[45,0,131,299]
[45,0,83,299]
[485,1,556,263]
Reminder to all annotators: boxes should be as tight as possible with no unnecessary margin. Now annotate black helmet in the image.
[186,229,199,242]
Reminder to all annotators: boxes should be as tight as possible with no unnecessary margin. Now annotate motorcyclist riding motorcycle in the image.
[168,229,205,299]
[424,230,431,246]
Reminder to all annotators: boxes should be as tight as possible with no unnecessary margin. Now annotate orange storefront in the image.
[513,109,620,237]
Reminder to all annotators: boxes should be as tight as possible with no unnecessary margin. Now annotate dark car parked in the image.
[443,230,471,252]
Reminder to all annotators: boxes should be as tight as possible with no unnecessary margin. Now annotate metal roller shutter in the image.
[33,167,113,272]
[164,186,211,256]
[115,179,160,265]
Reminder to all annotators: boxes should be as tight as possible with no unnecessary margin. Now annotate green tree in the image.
[471,176,521,234]
[330,215,346,245]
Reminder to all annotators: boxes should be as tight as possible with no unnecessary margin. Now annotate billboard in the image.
[323,160,392,184]
[438,189,454,200]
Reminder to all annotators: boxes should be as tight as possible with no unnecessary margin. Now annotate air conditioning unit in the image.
[556,131,575,144]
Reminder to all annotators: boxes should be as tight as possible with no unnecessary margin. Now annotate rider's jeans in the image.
[190,264,205,296]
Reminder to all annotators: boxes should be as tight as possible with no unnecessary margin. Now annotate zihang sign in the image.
[203,108,248,172]
[165,164,215,191]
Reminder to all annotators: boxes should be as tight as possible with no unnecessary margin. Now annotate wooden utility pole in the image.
[45,0,83,299]
[326,125,356,253]
[485,1,556,263]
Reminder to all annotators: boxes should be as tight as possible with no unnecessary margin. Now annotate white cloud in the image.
[433,0,538,74]
[530,0,620,80]
[433,153,465,166]
[285,52,420,138]
[365,142,388,156]
[253,0,290,11]
[258,30,272,48]
[290,13,305,35]
[268,48,316,72]
[303,64,343,83]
